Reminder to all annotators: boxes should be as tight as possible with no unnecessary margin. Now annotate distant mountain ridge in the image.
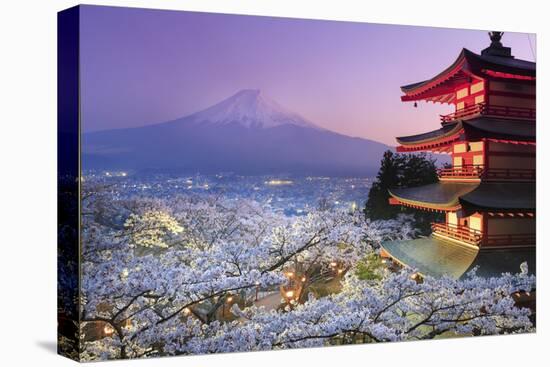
[83,89,391,176]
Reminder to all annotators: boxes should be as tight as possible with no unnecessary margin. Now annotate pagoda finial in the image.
[489,31,504,47]
[481,31,513,58]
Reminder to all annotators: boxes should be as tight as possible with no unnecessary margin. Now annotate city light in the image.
[285,290,294,298]
[264,179,293,186]
[103,324,114,336]
[226,296,233,303]
[183,307,191,315]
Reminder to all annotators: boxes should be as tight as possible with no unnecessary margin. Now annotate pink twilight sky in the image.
[80,5,536,145]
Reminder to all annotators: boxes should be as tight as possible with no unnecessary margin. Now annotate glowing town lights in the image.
[285,290,294,298]
[330,262,337,267]
[301,277,306,282]
[121,172,127,177]
[286,272,294,278]
[183,307,191,315]
[337,269,344,274]
[103,324,114,336]
[264,179,293,186]
[226,296,233,303]
[121,268,129,278]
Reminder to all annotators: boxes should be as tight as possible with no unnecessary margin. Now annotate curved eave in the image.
[388,182,479,211]
[388,195,461,211]
[400,48,536,102]
[381,237,535,279]
[462,118,536,142]
[396,122,463,148]
[459,182,536,211]
[400,49,472,102]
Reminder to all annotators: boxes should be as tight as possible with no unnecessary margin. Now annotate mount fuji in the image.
[82,89,391,176]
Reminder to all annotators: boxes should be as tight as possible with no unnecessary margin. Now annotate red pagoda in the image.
[381,32,535,279]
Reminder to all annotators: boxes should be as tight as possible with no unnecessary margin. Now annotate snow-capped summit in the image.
[188,89,318,129]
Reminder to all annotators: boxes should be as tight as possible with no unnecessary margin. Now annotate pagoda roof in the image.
[396,118,535,150]
[382,236,535,279]
[390,181,534,212]
[389,182,479,211]
[460,182,535,211]
[462,117,535,142]
[396,122,461,146]
[401,48,536,103]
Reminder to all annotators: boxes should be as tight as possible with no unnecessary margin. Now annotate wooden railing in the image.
[440,103,536,123]
[431,223,483,246]
[438,165,535,181]
[438,165,484,179]
[440,103,484,123]
[432,222,535,247]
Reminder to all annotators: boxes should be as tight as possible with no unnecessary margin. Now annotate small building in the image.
[382,32,536,279]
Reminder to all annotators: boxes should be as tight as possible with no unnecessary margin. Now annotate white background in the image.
[0,0,548,366]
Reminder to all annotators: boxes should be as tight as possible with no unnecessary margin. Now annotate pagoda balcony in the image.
[437,165,484,179]
[440,103,536,123]
[431,222,536,248]
[438,165,535,181]
[431,222,483,246]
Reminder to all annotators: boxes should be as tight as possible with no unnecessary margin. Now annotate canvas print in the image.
[57,5,536,362]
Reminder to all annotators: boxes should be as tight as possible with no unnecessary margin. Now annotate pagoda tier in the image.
[389,182,534,212]
[389,182,535,249]
[396,118,535,183]
[400,33,535,125]
[396,117,535,153]
[400,48,535,104]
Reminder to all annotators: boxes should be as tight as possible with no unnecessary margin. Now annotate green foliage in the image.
[355,253,385,281]
[364,150,443,234]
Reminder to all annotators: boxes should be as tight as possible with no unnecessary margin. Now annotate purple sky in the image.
[80,5,536,145]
